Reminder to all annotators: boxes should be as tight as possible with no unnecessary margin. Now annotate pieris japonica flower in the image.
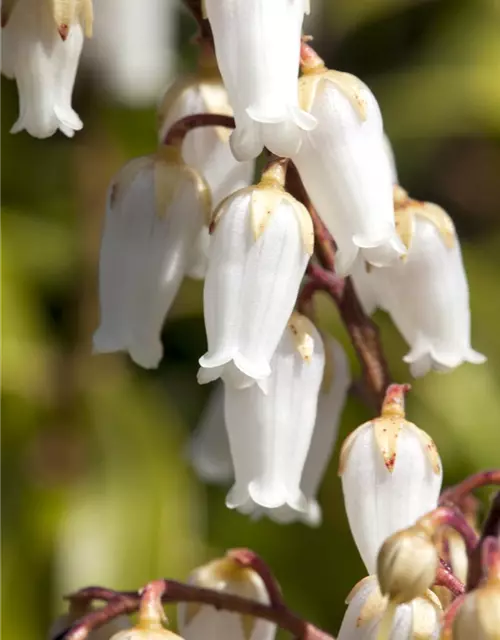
[2,0,93,138]
[337,576,441,640]
[293,61,405,275]
[223,312,325,519]
[453,574,500,640]
[110,626,182,640]
[352,186,486,377]
[205,0,316,160]
[198,164,313,389]
[339,384,442,574]
[188,384,233,485]
[93,147,211,368]
[178,556,275,640]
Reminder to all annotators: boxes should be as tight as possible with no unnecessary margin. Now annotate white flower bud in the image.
[223,313,325,519]
[94,149,210,368]
[293,69,405,275]
[198,169,313,389]
[110,627,182,640]
[205,0,316,160]
[178,556,276,640]
[188,384,233,485]
[351,189,486,377]
[298,336,350,527]
[339,384,442,573]
[2,0,92,138]
[337,576,441,640]
[377,525,439,605]
[453,579,500,640]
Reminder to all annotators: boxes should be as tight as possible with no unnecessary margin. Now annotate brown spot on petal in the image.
[58,23,69,39]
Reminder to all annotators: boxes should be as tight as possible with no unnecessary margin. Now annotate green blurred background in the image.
[2,0,500,637]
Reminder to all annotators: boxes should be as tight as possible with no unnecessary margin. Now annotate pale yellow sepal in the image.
[373,417,403,473]
[198,82,233,143]
[394,187,456,252]
[412,590,442,640]
[154,146,212,222]
[405,423,441,475]
[299,70,368,120]
[250,188,286,242]
[350,578,387,627]
[51,0,93,38]
[288,311,318,362]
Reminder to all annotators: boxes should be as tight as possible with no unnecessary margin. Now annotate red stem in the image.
[227,548,285,609]
[425,506,479,555]
[164,114,235,147]
[441,593,467,640]
[440,470,500,506]
[436,560,465,597]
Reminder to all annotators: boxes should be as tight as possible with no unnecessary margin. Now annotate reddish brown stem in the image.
[436,560,465,597]
[228,548,285,609]
[467,491,500,590]
[441,593,467,640]
[440,470,500,507]
[164,114,235,147]
[425,506,479,555]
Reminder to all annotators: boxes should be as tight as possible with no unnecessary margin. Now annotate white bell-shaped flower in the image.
[205,0,316,160]
[188,384,233,485]
[339,384,442,574]
[351,187,486,377]
[293,65,405,275]
[2,0,92,138]
[337,576,441,640]
[178,556,276,640]
[223,313,325,518]
[93,147,210,368]
[198,164,313,389]
[298,336,351,526]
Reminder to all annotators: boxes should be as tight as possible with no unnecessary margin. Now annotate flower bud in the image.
[205,0,316,160]
[377,525,439,605]
[178,556,275,640]
[93,148,210,369]
[198,166,313,390]
[3,0,92,138]
[110,627,182,640]
[337,575,441,640]
[223,313,325,519]
[294,66,405,275]
[453,579,500,640]
[339,384,442,573]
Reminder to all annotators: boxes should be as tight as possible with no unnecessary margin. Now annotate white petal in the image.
[224,322,325,520]
[293,79,404,274]
[94,159,204,368]
[206,0,313,159]
[188,384,233,485]
[341,423,442,574]
[383,133,399,185]
[199,192,310,386]
[159,82,255,208]
[5,0,84,138]
[374,219,485,376]
[299,338,351,526]
[337,576,413,640]
[186,225,211,281]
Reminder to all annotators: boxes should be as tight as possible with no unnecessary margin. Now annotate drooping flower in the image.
[205,0,316,161]
[93,147,211,368]
[178,556,275,640]
[198,163,313,389]
[339,384,442,574]
[223,312,325,519]
[351,187,486,377]
[188,383,233,485]
[337,576,441,640]
[2,0,93,138]
[293,59,405,275]
[453,570,500,640]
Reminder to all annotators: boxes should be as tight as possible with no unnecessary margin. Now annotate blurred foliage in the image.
[2,1,500,639]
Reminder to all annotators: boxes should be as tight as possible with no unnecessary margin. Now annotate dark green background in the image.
[2,0,500,638]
